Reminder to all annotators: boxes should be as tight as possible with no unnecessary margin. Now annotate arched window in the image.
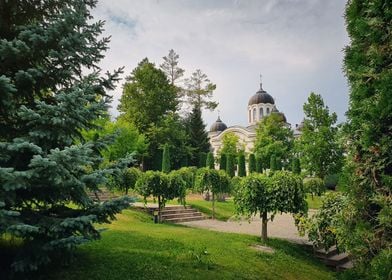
[248,110,251,123]
[266,107,270,115]
[259,107,264,118]
[253,108,256,122]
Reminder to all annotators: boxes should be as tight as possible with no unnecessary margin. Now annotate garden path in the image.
[180,211,315,244]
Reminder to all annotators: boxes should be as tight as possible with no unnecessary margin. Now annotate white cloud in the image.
[93,0,349,128]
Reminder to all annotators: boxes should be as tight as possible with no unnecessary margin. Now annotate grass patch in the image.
[306,195,323,209]
[40,209,335,280]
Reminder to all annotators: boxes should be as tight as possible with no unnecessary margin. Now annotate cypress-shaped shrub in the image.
[206,152,215,169]
[248,153,256,173]
[256,156,263,173]
[238,154,246,177]
[162,144,171,173]
[219,154,227,170]
[226,154,235,177]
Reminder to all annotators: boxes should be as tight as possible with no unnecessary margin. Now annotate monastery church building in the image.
[208,81,302,157]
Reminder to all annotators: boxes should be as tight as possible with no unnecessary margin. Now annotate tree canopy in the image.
[118,58,178,131]
[185,69,218,111]
[298,93,342,179]
[254,114,294,169]
[160,49,184,86]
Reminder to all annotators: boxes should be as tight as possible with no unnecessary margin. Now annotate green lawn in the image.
[43,209,335,280]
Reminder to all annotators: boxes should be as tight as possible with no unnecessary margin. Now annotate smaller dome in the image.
[248,83,275,105]
[210,116,227,132]
[271,108,287,123]
[297,120,305,130]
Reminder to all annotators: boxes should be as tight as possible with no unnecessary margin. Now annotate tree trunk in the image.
[212,192,215,219]
[158,196,161,223]
[261,212,268,241]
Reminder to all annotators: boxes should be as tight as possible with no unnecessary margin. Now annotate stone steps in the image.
[87,189,117,202]
[161,211,203,220]
[161,206,205,223]
[313,245,353,271]
[139,205,205,223]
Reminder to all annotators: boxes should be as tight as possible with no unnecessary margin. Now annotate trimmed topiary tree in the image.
[237,154,246,177]
[196,168,230,219]
[206,152,215,169]
[235,171,306,241]
[162,144,171,173]
[248,154,256,174]
[136,171,170,213]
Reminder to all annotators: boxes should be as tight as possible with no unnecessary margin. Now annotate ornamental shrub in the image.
[296,192,347,250]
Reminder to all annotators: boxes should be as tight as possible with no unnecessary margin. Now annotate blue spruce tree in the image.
[0,0,130,274]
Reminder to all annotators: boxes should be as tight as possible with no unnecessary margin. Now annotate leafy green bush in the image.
[303,177,325,198]
[296,192,347,250]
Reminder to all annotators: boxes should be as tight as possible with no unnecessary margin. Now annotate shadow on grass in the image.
[44,231,225,280]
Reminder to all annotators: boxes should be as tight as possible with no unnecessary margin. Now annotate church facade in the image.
[208,82,301,156]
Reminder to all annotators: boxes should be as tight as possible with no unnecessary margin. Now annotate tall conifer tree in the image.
[185,105,210,166]
[0,0,130,273]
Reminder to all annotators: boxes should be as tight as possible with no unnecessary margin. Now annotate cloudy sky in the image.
[93,0,349,128]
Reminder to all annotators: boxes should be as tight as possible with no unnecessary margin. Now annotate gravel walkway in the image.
[180,213,311,244]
